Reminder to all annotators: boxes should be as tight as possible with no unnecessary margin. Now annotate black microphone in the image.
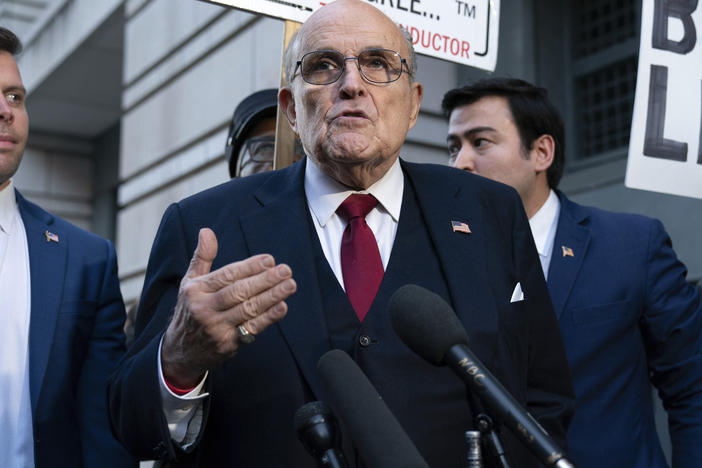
[317,349,429,468]
[389,284,575,468]
[294,400,349,468]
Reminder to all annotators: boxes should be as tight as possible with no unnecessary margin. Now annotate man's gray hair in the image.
[283,21,417,84]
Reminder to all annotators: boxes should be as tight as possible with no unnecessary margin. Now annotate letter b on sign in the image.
[652,0,698,54]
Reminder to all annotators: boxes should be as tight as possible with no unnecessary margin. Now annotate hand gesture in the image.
[161,228,297,388]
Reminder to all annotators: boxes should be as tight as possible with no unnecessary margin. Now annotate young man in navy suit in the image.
[0,27,135,467]
[108,1,574,466]
[443,77,702,468]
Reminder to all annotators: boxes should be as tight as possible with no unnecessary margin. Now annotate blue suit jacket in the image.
[109,160,574,467]
[548,191,702,468]
[16,191,136,468]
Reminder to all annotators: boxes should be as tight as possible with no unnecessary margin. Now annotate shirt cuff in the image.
[158,337,209,447]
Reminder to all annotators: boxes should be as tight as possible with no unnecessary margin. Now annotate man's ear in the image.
[278,87,298,133]
[530,134,555,172]
[407,81,424,130]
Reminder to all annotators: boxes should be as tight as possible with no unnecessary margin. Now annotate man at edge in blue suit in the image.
[0,27,135,467]
[443,77,702,467]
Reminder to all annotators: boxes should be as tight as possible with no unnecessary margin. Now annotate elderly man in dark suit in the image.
[443,77,702,468]
[0,27,134,467]
[108,2,574,466]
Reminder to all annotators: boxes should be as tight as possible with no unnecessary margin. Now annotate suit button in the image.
[359,335,371,347]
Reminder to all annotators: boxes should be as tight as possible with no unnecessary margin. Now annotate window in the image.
[571,0,640,160]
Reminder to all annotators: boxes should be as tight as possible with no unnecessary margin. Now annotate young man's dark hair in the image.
[0,27,23,55]
[442,78,565,189]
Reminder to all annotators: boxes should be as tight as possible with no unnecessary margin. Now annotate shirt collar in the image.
[0,180,18,235]
[529,189,560,257]
[304,157,404,227]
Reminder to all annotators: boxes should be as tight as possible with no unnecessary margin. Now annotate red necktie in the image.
[337,194,384,321]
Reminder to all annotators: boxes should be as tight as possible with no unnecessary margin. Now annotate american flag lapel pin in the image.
[451,220,471,234]
[562,245,574,257]
[45,230,59,243]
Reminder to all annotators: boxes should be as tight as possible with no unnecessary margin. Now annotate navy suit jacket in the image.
[548,191,702,468]
[109,160,574,467]
[16,191,136,468]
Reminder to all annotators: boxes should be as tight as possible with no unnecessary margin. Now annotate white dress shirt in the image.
[528,189,561,279]
[160,158,405,445]
[304,157,403,286]
[0,180,35,468]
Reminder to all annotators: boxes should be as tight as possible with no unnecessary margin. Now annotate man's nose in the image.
[0,96,13,122]
[338,59,366,97]
[452,148,476,173]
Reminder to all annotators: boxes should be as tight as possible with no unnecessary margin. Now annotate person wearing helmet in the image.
[225,88,304,178]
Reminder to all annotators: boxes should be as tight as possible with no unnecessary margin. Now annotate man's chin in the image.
[0,156,23,186]
[323,136,374,161]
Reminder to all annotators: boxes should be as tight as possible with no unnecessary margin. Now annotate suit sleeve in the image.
[76,238,137,467]
[510,192,575,451]
[640,220,702,468]
[108,203,209,462]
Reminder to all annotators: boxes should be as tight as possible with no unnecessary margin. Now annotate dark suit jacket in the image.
[109,160,573,467]
[16,191,136,468]
[548,191,702,468]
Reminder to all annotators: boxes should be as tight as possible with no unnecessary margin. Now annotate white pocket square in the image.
[510,282,524,303]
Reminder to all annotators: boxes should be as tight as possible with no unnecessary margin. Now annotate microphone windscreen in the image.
[389,284,469,365]
[317,350,429,468]
[294,400,332,433]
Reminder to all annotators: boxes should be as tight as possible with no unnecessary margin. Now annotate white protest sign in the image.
[201,0,500,71]
[626,0,702,199]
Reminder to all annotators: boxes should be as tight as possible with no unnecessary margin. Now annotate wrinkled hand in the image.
[161,228,297,388]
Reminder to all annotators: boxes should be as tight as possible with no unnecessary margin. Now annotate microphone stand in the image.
[465,389,510,468]
[475,413,510,468]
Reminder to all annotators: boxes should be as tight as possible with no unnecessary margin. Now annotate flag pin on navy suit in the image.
[45,230,59,243]
[562,245,574,257]
[451,220,471,234]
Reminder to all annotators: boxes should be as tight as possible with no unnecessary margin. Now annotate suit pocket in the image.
[500,299,528,326]
[58,299,97,316]
[572,299,636,326]
[498,300,529,396]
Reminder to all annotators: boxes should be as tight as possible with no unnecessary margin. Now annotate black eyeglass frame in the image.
[293,48,412,85]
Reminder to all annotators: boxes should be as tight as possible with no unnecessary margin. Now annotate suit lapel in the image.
[547,191,591,319]
[240,161,331,398]
[16,191,67,412]
[401,162,498,342]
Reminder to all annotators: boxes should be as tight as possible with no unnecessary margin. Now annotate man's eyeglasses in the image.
[294,49,410,85]
[235,136,305,178]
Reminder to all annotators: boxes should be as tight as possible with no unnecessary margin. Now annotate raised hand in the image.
[161,228,297,388]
